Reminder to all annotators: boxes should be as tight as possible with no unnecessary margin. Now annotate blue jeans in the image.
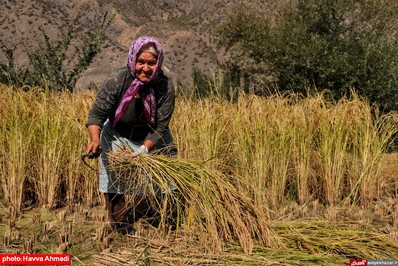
[98,120,176,194]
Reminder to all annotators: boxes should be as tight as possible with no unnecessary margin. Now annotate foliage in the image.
[0,12,114,92]
[0,40,27,86]
[190,66,254,102]
[218,0,398,112]
[191,67,234,100]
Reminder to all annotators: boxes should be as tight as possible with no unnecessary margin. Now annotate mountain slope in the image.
[0,0,235,89]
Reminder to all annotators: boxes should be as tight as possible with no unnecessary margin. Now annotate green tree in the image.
[0,12,114,92]
[218,0,398,112]
[191,66,235,101]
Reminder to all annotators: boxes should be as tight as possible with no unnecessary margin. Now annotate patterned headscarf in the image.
[113,36,164,127]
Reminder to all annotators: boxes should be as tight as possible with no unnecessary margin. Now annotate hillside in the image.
[0,0,235,90]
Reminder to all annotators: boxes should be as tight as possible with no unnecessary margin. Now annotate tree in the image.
[0,12,114,92]
[218,0,398,112]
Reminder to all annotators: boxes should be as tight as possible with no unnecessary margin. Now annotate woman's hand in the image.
[131,139,155,157]
[131,145,149,157]
[85,125,102,156]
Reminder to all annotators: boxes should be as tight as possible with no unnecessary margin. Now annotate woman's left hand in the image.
[132,145,149,157]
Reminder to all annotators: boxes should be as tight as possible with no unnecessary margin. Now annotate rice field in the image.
[0,83,397,265]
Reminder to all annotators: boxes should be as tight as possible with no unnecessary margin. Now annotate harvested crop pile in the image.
[93,221,398,266]
[108,148,277,253]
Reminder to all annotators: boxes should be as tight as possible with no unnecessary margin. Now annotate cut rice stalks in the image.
[94,220,398,265]
[108,148,278,253]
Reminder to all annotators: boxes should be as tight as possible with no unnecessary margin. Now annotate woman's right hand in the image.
[85,125,102,156]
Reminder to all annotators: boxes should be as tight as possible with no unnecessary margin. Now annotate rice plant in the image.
[172,90,397,216]
[0,86,36,218]
[0,83,397,262]
[0,84,99,212]
[107,148,276,253]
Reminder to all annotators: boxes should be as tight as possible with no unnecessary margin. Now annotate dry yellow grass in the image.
[0,84,397,264]
[108,149,277,254]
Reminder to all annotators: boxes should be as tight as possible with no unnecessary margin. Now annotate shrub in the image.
[0,12,114,92]
[218,0,398,112]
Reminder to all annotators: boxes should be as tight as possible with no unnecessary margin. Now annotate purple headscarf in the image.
[113,36,164,127]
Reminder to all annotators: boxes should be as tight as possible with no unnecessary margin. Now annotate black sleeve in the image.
[86,68,131,128]
[145,76,175,145]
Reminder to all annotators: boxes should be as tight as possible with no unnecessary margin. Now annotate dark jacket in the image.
[86,67,175,146]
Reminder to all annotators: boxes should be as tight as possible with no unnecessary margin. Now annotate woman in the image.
[84,36,176,235]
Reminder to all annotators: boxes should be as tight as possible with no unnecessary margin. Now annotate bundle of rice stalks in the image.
[93,234,281,266]
[94,220,398,265]
[107,148,278,253]
[274,221,398,259]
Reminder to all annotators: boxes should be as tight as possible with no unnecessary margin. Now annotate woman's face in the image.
[135,51,157,83]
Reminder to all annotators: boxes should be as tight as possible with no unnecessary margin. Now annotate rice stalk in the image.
[31,91,64,207]
[232,93,295,209]
[0,86,38,217]
[315,94,398,207]
[340,99,397,207]
[273,221,398,259]
[94,221,398,265]
[108,148,277,253]
[171,98,234,170]
[172,90,397,217]
[0,85,99,211]
[52,91,99,207]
